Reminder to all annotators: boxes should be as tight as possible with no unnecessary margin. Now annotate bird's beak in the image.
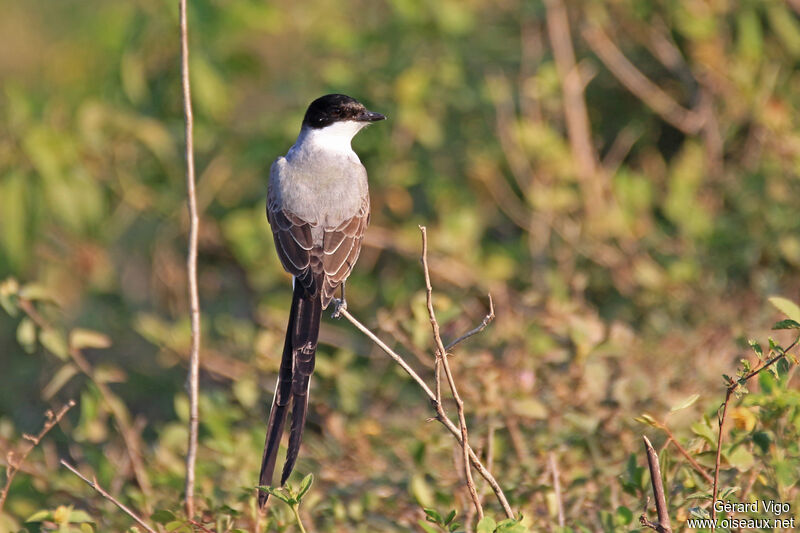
[357,110,386,122]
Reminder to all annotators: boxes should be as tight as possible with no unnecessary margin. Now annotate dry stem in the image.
[60,460,157,533]
[179,0,202,518]
[336,304,514,518]
[0,400,75,514]
[548,452,565,528]
[640,436,672,533]
[582,26,704,135]
[544,0,604,215]
[420,226,484,521]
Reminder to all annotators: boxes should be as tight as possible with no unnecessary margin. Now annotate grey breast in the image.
[269,149,368,243]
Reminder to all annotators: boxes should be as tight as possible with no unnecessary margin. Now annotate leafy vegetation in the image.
[1,0,800,531]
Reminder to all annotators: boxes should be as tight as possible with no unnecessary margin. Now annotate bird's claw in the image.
[332,298,348,319]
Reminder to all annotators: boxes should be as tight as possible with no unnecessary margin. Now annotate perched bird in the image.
[259,94,385,506]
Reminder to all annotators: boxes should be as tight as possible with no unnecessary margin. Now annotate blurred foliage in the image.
[2,0,800,531]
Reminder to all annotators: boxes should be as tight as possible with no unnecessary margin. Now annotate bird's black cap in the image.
[302,94,386,129]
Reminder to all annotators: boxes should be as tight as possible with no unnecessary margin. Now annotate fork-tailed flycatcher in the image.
[258,94,385,507]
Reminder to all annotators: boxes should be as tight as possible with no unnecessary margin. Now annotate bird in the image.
[258,94,385,507]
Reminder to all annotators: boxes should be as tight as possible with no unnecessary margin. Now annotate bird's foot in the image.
[332,298,348,319]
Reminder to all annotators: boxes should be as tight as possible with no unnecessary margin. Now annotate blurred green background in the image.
[1,0,800,531]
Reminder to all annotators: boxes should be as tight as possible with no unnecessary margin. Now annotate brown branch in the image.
[640,436,672,533]
[336,309,514,519]
[179,0,202,518]
[420,226,484,521]
[60,460,157,533]
[18,299,153,508]
[711,337,798,520]
[544,0,604,215]
[651,419,713,484]
[0,400,75,514]
[445,295,495,351]
[582,26,704,135]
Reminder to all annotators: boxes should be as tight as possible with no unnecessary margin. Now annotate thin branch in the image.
[650,418,713,484]
[0,401,75,514]
[548,452,565,528]
[544,0,604,215]
[710,389,731,523]
[640,436,672,533]
[420,226,483,521]
[336,309,515,519]
[337,306,435,400]
[711,337,798,520]
[60,460,157,533]
[179,0,202,518]
[445,295,495,352]
[582,26,704,135]
[18,299,153,507]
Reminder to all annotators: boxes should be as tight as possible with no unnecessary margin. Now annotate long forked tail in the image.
[258,283,321,508]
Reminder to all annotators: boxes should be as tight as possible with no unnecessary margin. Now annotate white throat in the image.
[291,121,367,156]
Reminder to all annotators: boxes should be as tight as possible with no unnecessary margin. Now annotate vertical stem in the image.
[711,389,732,522]
[179,0,201,518]
[643,436,672,533]
[544,0,604,216]
[548,452,565,528]
[420,226,484,521]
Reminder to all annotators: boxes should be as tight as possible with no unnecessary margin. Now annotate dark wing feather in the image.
[320,196,369,307]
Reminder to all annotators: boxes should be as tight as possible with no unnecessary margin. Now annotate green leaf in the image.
[748,339,763,359]
[418,520,440,533]
[477,516,497,533]
[411,474,434,507]
[670,393,700,412]
[444,509,456,525]
[768,296,800,323]
[257,485,292,505]
[297,473,313,501]
[26,509,53,522]
[726,447,754,471]
[691,420,717,446]
[772,319,800,330]
[19,283,57,302]
[69,328,112,350]
[17,317,36,353]
[615,506,633,525]
[151,510,176,524]
[496,517,527,533]
[634,413,659,427]
[42,362,79,400]
[424,508,443,524]
[40,329,69,360]
[67,509,93,523]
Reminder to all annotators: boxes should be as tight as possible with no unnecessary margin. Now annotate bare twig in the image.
[179,0,202,518]
[336,309,515,519]
[640,436,672,533]
[445,295,495,352]
[649,417,713,484]
[420,226,484,521]
[548,452,565,528]
[582,26,704,135]
[711,337,798,520]
[18,300,152,507]
[60,460,157,533]
[544,0,604,215]
[0,401,75,514]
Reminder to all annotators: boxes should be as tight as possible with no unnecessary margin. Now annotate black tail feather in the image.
[258,283,321,507]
